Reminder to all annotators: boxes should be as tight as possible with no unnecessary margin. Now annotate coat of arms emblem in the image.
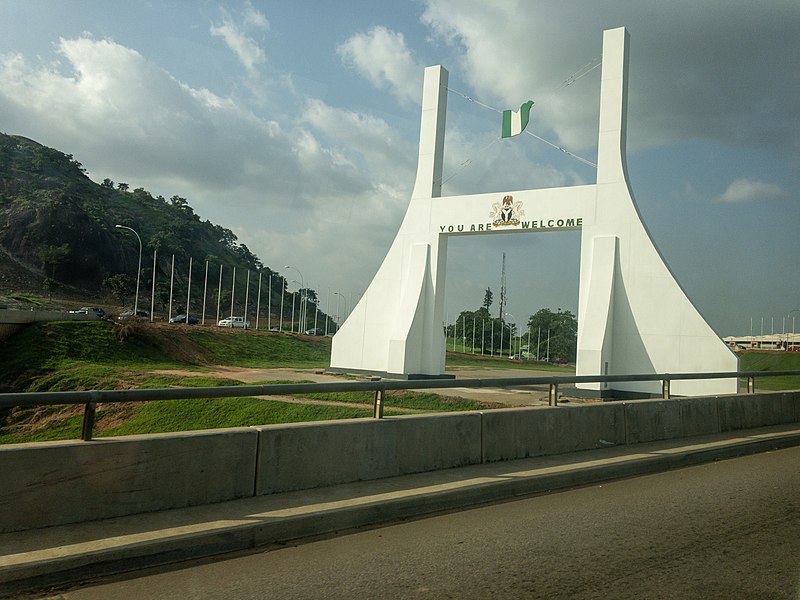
[490,195,524,226]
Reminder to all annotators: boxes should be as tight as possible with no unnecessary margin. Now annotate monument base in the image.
[326,367,456,381]
[569,387,661,401]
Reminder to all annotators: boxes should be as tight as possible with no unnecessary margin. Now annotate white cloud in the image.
[210,6,267,77]
[421,0,601,151]
[242,1,269,30]
[302,99,415,189]
[714,178,785,203]
[337,26,421,105]
[420,0,800,159]
[0,33,417,299]
[0,37,285,190]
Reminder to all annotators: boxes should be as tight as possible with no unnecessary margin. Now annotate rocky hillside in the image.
[0,132,301,315]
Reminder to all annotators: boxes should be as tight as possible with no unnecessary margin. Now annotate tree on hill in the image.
[103,273,135,306]
[37,243,70,280]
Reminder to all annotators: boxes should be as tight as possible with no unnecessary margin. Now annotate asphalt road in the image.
[44,446,800,600]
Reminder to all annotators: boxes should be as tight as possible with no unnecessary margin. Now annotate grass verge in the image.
[740,351,800,391]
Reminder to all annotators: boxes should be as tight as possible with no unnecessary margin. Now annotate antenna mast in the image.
[498,252,507,320]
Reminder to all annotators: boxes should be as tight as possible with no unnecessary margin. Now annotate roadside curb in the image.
[2,425,800,596]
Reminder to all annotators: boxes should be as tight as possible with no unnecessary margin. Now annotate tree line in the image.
[447,287,578,362]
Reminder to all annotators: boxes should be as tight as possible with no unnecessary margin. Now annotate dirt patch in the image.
[151,366,341,384]
[94,402,143,431]
[3,404,84,436]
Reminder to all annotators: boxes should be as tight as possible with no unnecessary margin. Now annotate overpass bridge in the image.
[0,308,99,342]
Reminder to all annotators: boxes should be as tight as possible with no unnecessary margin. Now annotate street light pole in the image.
[115,225,142,315]
[334,291,348,329]
[790,310,800,351]
[290,280,297,333]
[285,265,305,332]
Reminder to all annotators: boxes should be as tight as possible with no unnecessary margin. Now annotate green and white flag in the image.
[501,100,534,138]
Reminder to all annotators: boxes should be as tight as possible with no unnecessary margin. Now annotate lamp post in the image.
[290,279,297,333]
[334,291,348,328]
[285,265,304,333]
[115,225,142,315]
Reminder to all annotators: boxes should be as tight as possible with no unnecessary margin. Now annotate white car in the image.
[217,316,250,329]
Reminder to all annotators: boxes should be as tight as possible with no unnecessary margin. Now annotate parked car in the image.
[117,309,149,320]
[217,316,249,329]
[304,328,325,336]
[169,314,199,325]
[69,307,105,318]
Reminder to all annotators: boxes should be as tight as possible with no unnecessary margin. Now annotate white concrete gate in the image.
[330,27,737,397]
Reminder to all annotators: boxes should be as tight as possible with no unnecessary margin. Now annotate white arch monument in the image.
[330,27,738,397]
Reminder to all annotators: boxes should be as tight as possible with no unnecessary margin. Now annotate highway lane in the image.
[46,446,800,599]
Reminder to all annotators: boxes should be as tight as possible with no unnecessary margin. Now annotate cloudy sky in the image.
[1,0,798,336]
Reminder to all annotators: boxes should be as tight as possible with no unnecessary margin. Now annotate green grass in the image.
[740,351,800,391]
[0,412,86,444]
[5,293,48,307]
[0,398,406,444]
[0,374,420,444]
[445,351,574,372]
[102,397,387,437]
[21,321,177,365]
[302,390,491,412]
[0,320,331,392]
[184,329,330,367]
[0,319,481,444]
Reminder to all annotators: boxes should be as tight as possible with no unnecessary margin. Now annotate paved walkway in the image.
[153,365,586,408]
[2,423,800,597]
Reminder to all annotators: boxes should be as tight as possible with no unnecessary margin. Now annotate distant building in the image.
[723,333,800,352]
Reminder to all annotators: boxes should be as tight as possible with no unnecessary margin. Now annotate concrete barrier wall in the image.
[717,392,800,431]
[481,403,626,462]
[0,391,797,532]
[254,412,482,495]
[623,393,800,445]
[0,309,98,325]
[623,397,721,444]
[0,428,258,533]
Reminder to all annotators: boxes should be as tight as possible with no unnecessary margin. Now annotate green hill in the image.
[0,132,327,327]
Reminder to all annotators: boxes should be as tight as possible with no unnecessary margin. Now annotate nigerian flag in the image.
[501,100,534,138]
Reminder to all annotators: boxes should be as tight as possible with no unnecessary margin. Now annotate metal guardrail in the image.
[1,370,798,441]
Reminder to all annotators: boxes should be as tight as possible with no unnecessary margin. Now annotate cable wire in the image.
[444,85,598,170]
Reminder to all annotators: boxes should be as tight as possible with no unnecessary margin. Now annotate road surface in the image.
[43,446,800,599]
